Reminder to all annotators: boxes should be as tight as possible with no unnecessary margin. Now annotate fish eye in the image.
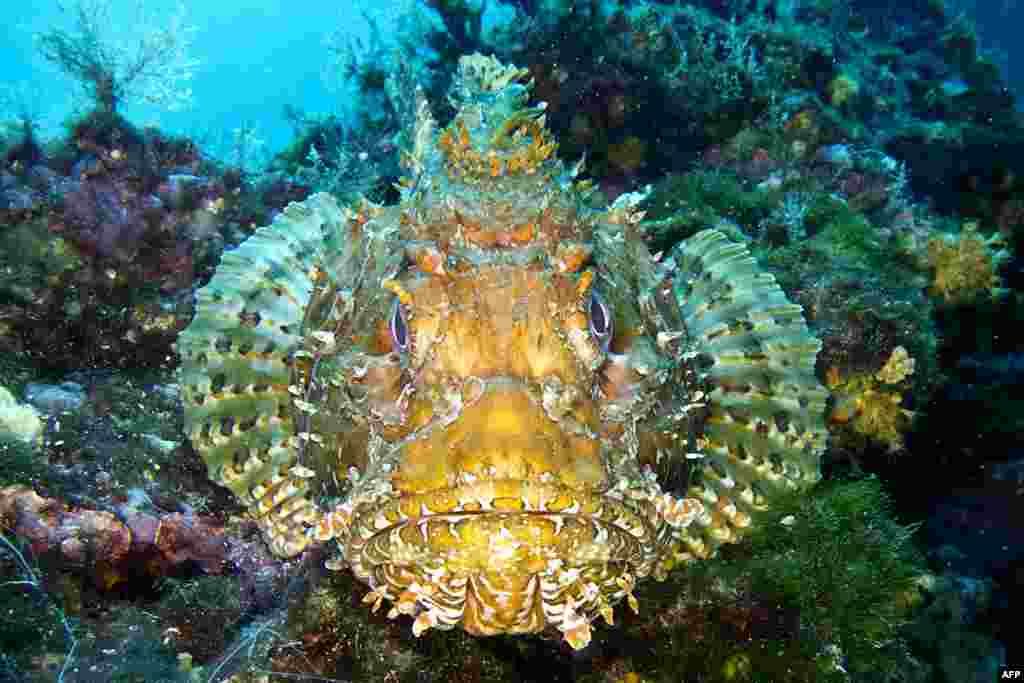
[389,298,409,352]
[588,290,613,351]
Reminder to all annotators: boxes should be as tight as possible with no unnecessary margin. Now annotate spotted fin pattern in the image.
[649,229,828,561]
[177,193,404,555]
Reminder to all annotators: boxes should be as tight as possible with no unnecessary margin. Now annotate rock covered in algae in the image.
[177,53,829,649]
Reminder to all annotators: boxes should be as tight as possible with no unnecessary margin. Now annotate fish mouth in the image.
[336,380,664,640]
[344,479,658,637]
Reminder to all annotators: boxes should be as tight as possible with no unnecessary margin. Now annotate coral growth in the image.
[0,385,43,445]
[827,346,917,454]
[925,221,1009,305]
[0,485,226,590]
[827,72,860,108]
[0,108,314,371]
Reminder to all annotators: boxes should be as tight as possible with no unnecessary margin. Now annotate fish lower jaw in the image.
[339,482,660,646]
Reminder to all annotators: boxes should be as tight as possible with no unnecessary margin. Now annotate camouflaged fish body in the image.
[177,54,829,648]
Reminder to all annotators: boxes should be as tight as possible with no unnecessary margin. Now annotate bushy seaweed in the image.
[738,478,925,680]
[585,479,925,683]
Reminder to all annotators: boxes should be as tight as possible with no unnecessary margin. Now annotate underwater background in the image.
[1,0,1022,681]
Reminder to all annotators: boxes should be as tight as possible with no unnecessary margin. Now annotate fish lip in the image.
[343,480,657,577]
[340,482,661,641]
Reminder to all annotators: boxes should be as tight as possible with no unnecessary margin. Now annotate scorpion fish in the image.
[177,54,829,649]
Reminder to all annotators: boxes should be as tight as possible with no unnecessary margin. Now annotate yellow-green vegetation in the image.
[827,72,861,107]
[826,346,917,454]
[816,208,879,256]
[628,478,923,682]
[739,479,924,680]
[802,196,897,270]
[0,220,82,304]
[0,360,49,490]
[925,221,1009,305]
[0,385,43,446]
[0,435,49,490]
[614,673,653,683]
[640,170,770,248]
